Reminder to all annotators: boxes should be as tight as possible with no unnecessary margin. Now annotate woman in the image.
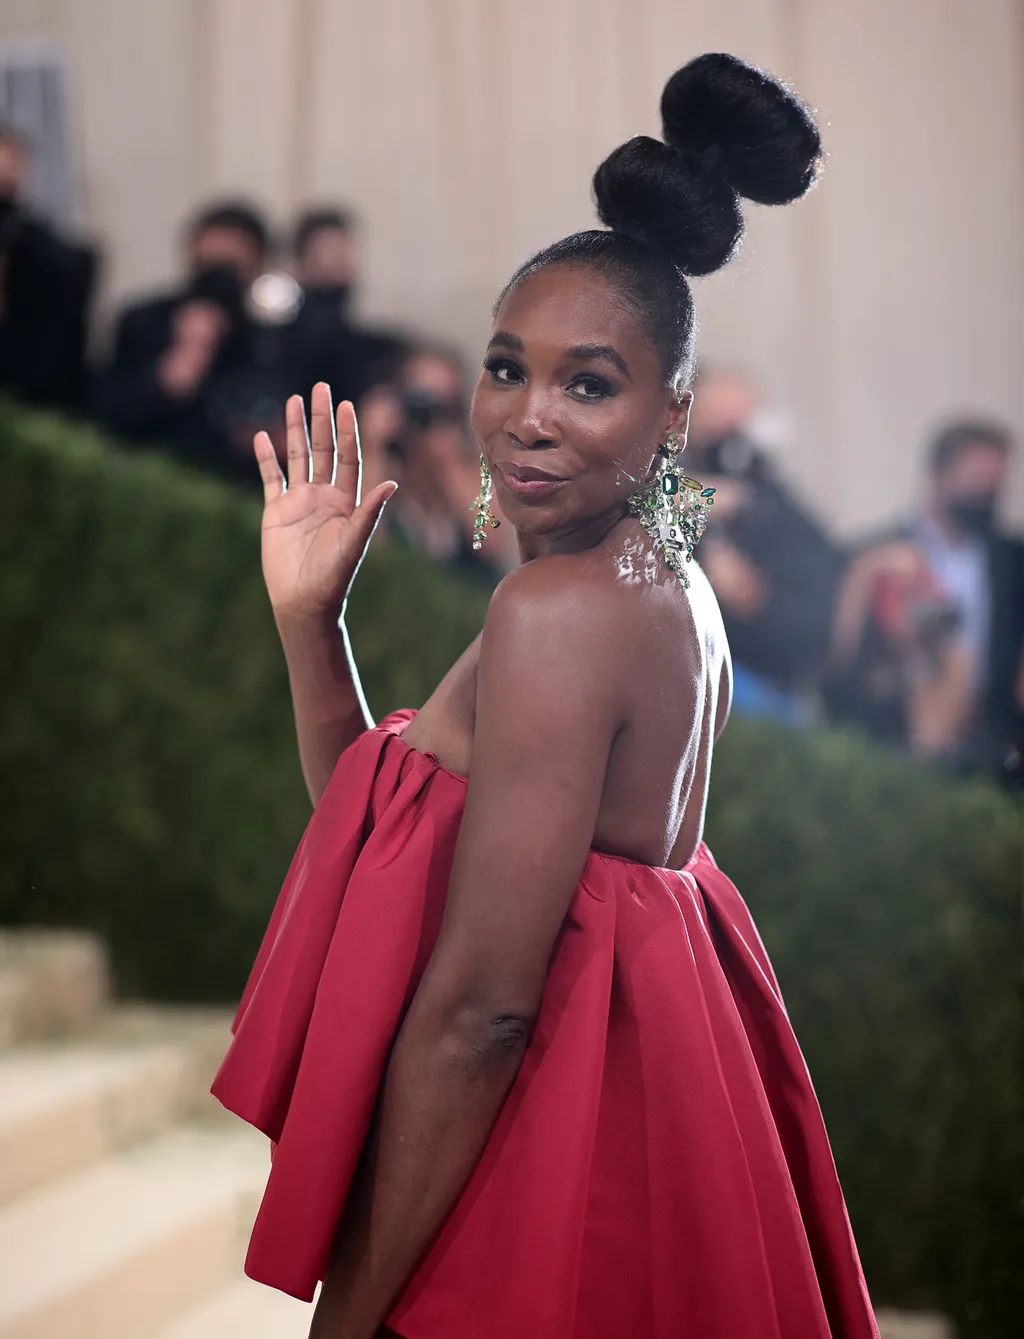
[213,53,880,1339]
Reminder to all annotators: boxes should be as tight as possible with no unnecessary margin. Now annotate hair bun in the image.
[592,52,821,278]
[594,136,742,277]
[660,53,822,205]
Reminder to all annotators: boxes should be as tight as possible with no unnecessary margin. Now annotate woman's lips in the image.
[493,463,569,498]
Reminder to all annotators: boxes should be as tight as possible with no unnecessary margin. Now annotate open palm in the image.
[254,384,397,620]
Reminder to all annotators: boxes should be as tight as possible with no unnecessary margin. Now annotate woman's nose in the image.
[505,426,556,449]
[503,391,557,449]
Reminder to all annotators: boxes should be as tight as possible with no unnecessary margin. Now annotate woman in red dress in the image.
[213,53,880,1339]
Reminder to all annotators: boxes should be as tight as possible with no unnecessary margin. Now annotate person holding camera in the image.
[357,343,518,584]
[93,200,272,483]
[686,370,843,724]
[280,206,405,414]
[825,420,1024,779]
[0,124,96,411]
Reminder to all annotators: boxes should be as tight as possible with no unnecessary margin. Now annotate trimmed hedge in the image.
[705,722,1023,1336]
[0,399,489,997]
[1,401,1021,1335]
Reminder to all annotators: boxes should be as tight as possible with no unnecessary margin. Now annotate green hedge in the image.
[705,722,1023,1337]
[0,400,489,997]
[1,401,1021,1335]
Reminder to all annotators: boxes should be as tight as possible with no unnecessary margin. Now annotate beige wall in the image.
[4,0,1023,532]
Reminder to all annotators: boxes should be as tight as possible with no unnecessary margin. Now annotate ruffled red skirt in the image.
[212,712,879,1339]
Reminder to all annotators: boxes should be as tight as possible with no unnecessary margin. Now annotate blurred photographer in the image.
[282,205,403,409]
[688,371,843,723]
[358,343,518,585]
[826,420,1024,779]
[93,200,271,483]
[0,124,96,409]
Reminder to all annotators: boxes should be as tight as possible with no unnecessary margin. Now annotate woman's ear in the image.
[668,390,693,448]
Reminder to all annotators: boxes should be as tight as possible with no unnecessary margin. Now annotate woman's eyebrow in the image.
[487,331,524,352]
[566,343,631,379]
[486,333,630,380]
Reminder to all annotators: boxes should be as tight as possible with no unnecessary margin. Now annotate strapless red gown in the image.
[212,712,879,1339]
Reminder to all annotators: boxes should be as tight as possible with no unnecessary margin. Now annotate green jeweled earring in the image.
[471,456,501,550]
[627,433,716,588]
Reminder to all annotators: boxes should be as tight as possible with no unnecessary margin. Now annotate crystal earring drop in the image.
[471,456,501,550]
[627,433,716,587]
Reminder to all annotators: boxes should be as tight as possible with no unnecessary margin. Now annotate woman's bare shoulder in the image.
[484,550,627,643]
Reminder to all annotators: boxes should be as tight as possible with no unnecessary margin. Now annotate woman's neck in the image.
[516,507,631,563]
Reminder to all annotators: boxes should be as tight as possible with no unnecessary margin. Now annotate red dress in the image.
[212,712,880,1339]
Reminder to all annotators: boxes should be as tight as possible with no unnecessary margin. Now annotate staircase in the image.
[0,929,952,1339]
[0,930,312,1339]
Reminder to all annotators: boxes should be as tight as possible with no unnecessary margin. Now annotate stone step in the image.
[151,1279,313,1339]
[0,931,108,1047]
[876,1310,954,1339]
[87,1003,236,1118]
[0,1043,189,1206]
[0,1124,269,1339]
[0,1006,235,1204]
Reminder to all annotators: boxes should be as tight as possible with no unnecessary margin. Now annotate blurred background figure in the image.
[826,419,1024,782]
[282,205,404,411]
[688,368,843,725]
[293,205,358,291]
[0,123,96,410]
[92,200,273,486]
[358,342,518,587]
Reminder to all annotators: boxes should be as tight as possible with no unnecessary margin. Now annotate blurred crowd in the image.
[686,376,1024,788]
[2,122,1021,787]
[0,122,516,591]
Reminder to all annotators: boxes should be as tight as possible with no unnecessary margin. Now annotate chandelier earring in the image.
[471,456,501,550]
[627,432,716,588]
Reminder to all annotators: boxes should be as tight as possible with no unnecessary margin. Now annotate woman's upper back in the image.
[403,521,730,870]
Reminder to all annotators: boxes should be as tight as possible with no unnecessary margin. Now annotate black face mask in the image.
[302,283,352,316]
[948,496,998,538]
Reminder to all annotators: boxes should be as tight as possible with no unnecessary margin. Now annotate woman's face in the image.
[470,264,689,555]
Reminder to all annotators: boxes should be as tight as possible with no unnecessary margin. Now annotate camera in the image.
[694,430,763,480]
[400,387,464,432]
[871,570,961,647]
[200,268,307,437]
[185,264,246,320]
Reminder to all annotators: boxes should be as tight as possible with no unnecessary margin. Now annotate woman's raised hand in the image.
[254,383,397,622]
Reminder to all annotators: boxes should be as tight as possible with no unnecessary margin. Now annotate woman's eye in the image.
[568,374,614,401]
[483,356,523,386]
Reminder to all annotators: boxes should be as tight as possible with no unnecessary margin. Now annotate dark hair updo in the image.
[501,53,823,390]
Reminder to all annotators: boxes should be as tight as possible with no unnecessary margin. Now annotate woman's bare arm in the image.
[274,610,373,805]
[254,385,397,804]
[309,557,624,1339]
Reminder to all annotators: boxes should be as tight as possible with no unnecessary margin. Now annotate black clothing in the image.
[694,434,843,693]
[0,209,96,410]
[92,291,262,484]
[280,288,404,407]
[94,286,403,489]
[985,535,1024,777]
